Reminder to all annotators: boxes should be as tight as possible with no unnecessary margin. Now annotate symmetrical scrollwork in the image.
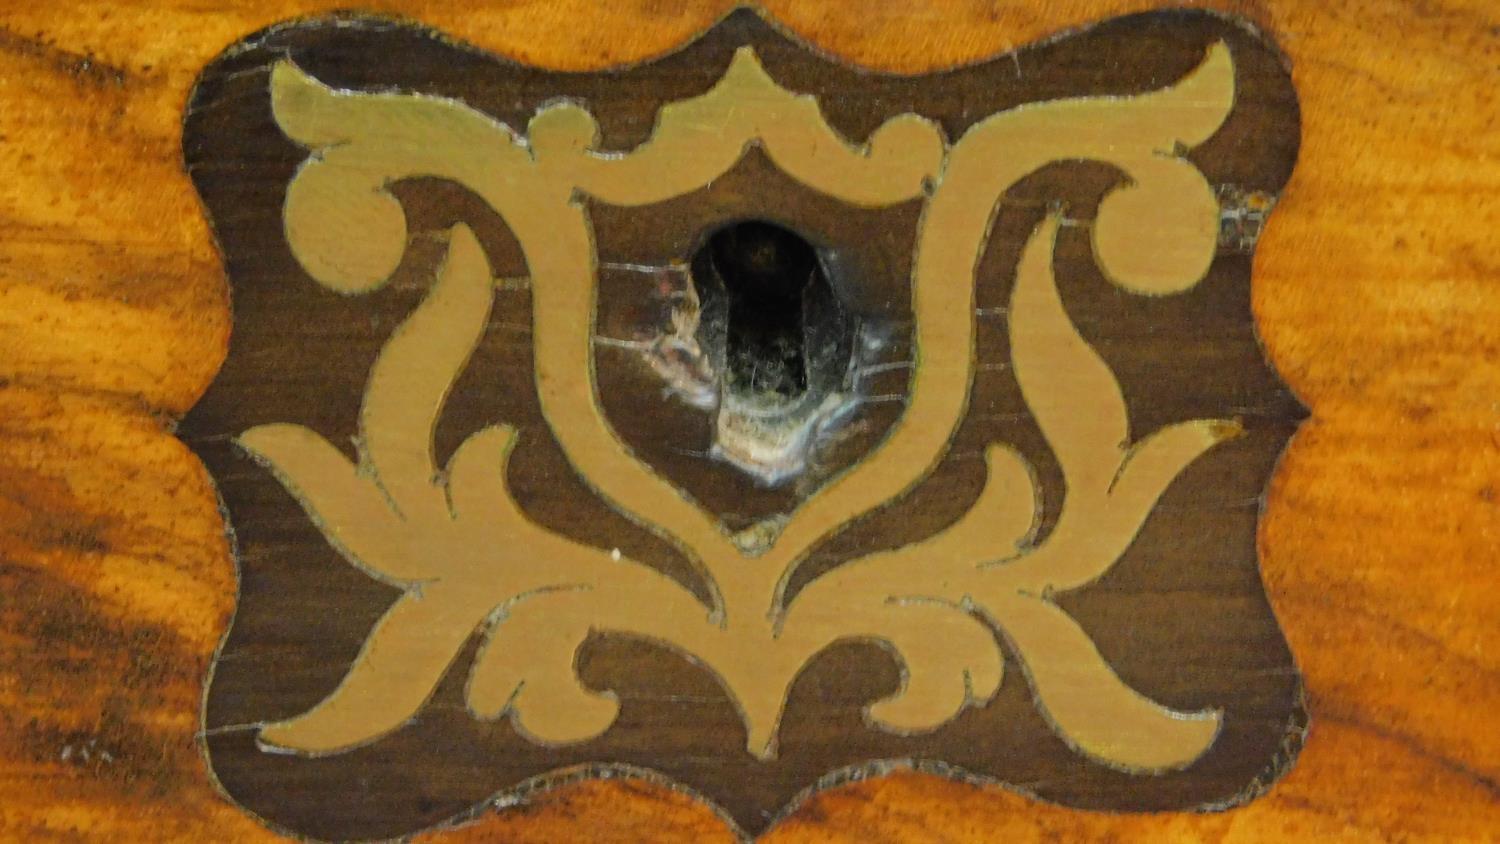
[242,44,1238,768]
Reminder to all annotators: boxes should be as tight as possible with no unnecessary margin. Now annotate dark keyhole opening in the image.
[698,221,822,399]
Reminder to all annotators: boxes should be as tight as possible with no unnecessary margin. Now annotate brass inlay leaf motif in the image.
[243,45,1238,767]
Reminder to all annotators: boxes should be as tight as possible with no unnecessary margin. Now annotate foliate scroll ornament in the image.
[184,10,1305,837]
[250,43,1233,765]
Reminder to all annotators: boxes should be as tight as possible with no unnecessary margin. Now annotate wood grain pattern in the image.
[0,1,1496,841]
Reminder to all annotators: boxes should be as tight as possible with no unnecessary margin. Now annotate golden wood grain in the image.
[0,0,1496,840]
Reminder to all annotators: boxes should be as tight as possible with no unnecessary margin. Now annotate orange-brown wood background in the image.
[0,0,1495,840]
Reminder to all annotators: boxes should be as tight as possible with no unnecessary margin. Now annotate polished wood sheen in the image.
[0,1,1497,841]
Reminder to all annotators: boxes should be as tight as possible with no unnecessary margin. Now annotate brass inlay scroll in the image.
[242,44,1238,768]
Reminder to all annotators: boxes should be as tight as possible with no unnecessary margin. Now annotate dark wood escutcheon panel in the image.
[181,9,1303,839]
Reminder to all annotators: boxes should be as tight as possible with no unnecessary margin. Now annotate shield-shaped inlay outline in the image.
[182,8,1306,839]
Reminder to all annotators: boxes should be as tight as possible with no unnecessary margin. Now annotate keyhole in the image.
[686,219,857,485]
[699,221,821,399]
